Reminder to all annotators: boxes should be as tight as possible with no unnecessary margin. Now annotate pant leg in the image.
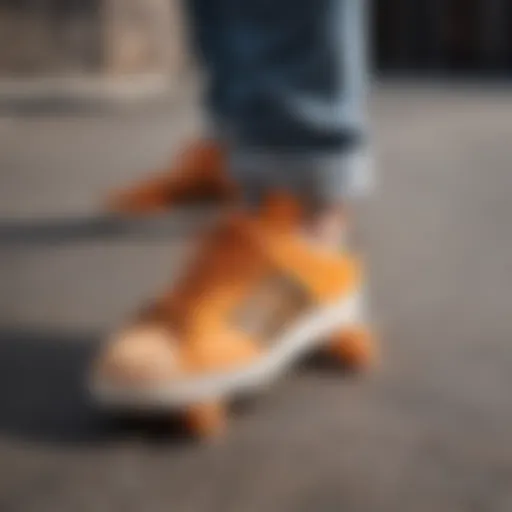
[186,0,372,206]
[183,0,231,124]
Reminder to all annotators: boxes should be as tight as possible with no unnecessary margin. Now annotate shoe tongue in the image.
[258,192,304,230]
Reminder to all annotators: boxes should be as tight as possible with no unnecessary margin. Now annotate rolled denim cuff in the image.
[227,145,374,208]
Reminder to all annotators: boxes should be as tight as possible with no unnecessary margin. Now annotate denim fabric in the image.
[185,0,371,203]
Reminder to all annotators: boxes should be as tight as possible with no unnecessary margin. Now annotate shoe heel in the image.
[327,326,377,371]
[185,401,227,439]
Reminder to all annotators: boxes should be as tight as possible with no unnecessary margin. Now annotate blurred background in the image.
[0,0,511,80]
[375,0,511,73]
[0,2,511,512]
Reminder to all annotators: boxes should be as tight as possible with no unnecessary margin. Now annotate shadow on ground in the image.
[0,327,350,447]
[0,328,196,446]
[0,208,219,246]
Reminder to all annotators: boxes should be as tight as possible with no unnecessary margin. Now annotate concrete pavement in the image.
[1,84,512,512]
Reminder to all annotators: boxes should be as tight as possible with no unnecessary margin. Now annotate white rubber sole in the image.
[90,290,364,411]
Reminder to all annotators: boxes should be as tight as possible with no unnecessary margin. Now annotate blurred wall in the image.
[374,0,511,72]
[0,0,186,78]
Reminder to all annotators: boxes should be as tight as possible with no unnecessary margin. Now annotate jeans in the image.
[185,0,372,206]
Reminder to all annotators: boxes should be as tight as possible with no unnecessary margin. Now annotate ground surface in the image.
[0,84,511,512]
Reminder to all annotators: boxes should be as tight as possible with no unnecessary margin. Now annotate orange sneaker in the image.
[91,195,376,438]
[107,140,238,214]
